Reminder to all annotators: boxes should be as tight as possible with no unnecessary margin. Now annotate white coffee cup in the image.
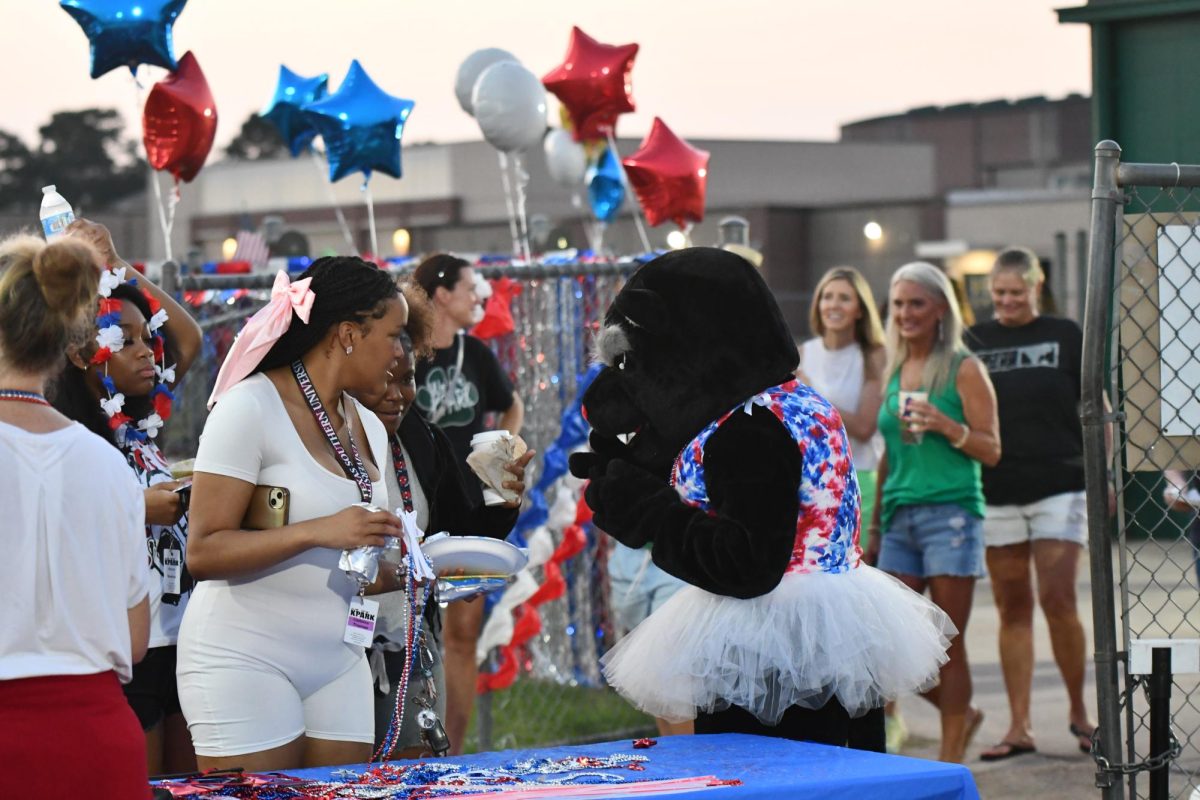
[470,430,513,506]
[898,390,929,445]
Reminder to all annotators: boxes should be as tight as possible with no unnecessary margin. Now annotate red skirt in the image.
[0,671,149,799]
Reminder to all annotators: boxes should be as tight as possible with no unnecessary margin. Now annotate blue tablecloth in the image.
[287,733,980,799]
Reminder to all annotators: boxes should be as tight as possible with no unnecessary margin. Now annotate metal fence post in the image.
[1083,139,1125,800]
[160,259,180,299]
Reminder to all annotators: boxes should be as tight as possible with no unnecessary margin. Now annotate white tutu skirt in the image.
[601,565,956,725]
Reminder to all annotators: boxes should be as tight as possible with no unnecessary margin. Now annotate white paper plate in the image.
[437,575,510,602]
[421,535,528,578]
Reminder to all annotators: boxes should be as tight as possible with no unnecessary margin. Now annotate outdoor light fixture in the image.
[392,228,411,257]
[863,221,883,241]
[221,237,238,261]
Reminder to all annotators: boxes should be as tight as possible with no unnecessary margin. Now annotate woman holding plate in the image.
[356,279,532,759]
[180,257,408,771]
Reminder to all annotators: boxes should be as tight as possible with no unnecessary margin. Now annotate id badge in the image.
[162,548,183,597]
[344,596,379,647]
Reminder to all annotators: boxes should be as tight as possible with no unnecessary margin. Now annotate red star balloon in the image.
[542,26,638,142]
[142,51,218,183]
[622,118,710,228]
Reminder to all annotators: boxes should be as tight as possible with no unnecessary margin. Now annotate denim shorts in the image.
[608,542,687,634]
[878,503,985,578]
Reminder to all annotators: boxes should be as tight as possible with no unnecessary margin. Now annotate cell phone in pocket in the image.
[241,485,290,530]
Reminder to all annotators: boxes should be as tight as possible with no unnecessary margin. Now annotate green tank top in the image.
[877,355,984,528]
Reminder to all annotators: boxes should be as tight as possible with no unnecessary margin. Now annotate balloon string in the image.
[496,151,522,262]
[149,169,174,262]
[511,152,533,264]
[593,220,608,258]
[604,130,653,254]
[310,147,358,255]
[132,71,173,262]
[362,178,379,261]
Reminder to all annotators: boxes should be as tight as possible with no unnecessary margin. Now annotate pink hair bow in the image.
[207,271,315,408]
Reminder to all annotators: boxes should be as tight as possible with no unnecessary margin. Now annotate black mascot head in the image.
[581,247,798,473]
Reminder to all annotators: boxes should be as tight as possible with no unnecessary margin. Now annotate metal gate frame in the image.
[1085,140,1200,800]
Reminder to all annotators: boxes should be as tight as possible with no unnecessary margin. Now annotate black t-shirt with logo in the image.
[967,315,1085,506]
[414,333,515,466]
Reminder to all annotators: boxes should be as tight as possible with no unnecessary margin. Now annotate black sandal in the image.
[980,741,1037,761]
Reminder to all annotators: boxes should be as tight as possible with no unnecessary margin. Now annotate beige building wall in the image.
[945,189,1090,320]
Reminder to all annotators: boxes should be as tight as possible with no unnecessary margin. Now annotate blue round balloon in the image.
[303,60,414,183]
[587,147,625,223]
[263,65,329,157]
[60,0,187,79]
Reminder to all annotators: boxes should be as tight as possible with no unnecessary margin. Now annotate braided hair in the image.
[256,256,398,372]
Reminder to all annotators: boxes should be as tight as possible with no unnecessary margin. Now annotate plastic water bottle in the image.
[39,185,74,242]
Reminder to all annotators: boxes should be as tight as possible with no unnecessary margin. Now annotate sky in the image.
[3,0,1091,151]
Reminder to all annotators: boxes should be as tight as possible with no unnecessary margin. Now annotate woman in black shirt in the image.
[968,247,1096,760]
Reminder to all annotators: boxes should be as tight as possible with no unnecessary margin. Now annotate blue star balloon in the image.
[60,0,187,79]
[303,60,414,183]
[262,65,329,157]
[587,147,625,223]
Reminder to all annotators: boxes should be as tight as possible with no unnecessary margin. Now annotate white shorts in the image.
[983,491,1088,548]
[178,654,374,757]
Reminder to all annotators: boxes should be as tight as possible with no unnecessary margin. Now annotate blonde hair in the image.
[991,246,1046,314]
[884,261,968,395]
[808,266,885,353]
[992,246,1045,287]
[0,234,101,375]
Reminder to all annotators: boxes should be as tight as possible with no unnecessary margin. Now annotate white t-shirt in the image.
[800,338,883,471]
[179,374,389,691]
[0,421,149,683]
[121,439,189,647]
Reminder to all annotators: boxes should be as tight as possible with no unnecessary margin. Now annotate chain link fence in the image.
[1085,142,1200,800]
[161,261,658,752]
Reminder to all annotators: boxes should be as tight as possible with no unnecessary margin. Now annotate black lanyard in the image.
[291,359,373,503]
[389,437,415,514]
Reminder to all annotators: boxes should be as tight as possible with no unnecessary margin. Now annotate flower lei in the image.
[90,266,175,447]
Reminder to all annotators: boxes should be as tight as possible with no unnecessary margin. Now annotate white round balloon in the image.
[454,48,519,116]
[472,61,548,153]
[542,128,588,187]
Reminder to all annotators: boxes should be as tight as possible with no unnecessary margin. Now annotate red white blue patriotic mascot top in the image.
[568,247,954,744]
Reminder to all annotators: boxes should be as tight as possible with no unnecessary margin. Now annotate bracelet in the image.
[951,423,970,449]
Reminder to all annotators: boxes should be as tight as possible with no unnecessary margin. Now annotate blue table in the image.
[288,733,980,799]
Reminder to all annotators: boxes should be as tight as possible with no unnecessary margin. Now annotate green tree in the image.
[25,108,143,211]
[225,113,287,161]
[0,130,37,211]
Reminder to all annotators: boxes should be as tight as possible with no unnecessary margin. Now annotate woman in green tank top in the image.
[866,262,1000,764]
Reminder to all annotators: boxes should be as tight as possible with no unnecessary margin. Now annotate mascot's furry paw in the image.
[584,458,666,549]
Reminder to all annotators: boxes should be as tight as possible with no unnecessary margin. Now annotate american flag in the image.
[233,230,269,266]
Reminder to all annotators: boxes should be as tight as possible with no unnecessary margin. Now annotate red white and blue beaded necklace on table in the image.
[91,266,174,447]
[0,390,51,406]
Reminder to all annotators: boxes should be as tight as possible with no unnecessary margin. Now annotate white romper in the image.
[176,374,389,756]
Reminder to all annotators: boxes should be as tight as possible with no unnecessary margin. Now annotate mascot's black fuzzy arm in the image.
[569,247,803,599]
